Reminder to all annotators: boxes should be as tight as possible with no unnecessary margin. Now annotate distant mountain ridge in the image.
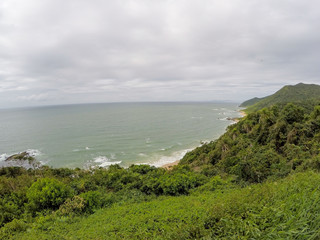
[240,83,320,112]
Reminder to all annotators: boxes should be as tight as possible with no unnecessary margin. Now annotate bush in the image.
[57,196,86,216]
[26,178,71,212]
[80,191,103,213]
[0,219,28,239]
[159,172,206,195]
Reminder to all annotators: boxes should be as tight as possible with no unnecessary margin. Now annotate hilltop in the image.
[240,83,320,112]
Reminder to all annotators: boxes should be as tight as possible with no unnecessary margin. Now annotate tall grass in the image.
[7,171,320,239]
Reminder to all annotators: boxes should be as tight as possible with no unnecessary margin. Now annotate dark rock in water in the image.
[226,117,239,122]
[5,151,33,162]
[1,151,41,169]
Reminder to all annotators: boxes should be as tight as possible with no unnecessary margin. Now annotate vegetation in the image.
[2,84,320,239]
[239,96,265,107]
[241,83,320,113]
[181,102,320,183]
[2,170,320,239]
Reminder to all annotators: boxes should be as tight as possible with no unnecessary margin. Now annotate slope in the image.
[9,171,320,239]
[241,83,320,112]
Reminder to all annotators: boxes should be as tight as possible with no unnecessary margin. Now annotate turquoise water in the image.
[0,102,241,168]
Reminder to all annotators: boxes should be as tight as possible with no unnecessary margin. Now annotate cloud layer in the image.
[1,0,320,107]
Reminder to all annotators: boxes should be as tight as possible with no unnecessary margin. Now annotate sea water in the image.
[0,102,241,168]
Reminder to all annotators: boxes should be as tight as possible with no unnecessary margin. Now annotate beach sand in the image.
[239,111,247,117]
[162,160,180,169]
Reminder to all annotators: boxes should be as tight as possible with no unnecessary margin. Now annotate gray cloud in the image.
[1,0,320,108]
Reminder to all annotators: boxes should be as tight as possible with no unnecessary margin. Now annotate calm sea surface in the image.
[0,102,241,168]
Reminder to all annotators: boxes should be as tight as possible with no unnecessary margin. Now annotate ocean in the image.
[0,102,241,168]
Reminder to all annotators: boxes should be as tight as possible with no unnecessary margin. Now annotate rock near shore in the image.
[1,151,40,169]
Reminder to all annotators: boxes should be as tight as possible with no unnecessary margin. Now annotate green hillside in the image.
[239,97,265,107]
[10,171,320,239]
[180,103,320,182]
[241,83,320,112]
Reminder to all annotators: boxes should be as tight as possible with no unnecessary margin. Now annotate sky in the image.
[1,0,320,108]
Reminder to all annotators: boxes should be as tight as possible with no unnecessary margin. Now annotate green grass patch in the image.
[7,171,320,239]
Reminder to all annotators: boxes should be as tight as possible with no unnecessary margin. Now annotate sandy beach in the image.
[239,110,247,117]
[162,160,180,169]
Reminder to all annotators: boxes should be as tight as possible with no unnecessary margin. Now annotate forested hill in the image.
[180,102,320,183]
[240,83,320,112]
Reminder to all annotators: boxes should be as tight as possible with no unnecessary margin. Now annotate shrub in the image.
[57,196,86,216]
[159,172,206,195]
[0,219,28,239]
[26,178,71,212]
[80,191,103,213]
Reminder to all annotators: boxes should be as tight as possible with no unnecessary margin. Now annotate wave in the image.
[0,149,43,168]
[150,148,193,168]
[93,156,122,168]
[138,153,148,157]
[0,154,8,162]
[0,149,42,162]
[25,149,42,157]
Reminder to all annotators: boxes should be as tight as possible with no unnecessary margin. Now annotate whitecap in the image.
[99,161,122,167]
[151,148,193,168]
[0,153,8,161]
[135,162,150,166]
[93,155,122,167]
[26,149,42,157]
[138,153,148,157]
[94,156,109,163]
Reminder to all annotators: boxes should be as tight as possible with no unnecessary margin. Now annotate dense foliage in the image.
[241,83,320,112]
[0,164,209,234]
[2,171,320,239]
[181,103,320,183]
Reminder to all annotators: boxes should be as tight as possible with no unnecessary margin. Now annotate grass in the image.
[6,171,320,239]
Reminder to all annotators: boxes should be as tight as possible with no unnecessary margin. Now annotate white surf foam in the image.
[151,148,193,168]
[99,160,122,167]
[26,149,42,157]
[0,154,8,161]
[93,156,122,167]
[138,153,148,157]
[0,149,42,161]
[94,156,108,163]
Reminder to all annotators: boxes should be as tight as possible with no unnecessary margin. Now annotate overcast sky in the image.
[1,0,320,108]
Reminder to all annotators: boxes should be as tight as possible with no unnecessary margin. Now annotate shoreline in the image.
[161,109,247,169]
[239,110,247,117]
[162,160,180,169]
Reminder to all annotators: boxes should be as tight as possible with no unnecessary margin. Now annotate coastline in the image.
[239,110,247,117]
[162,160,180,169]
[161,109,247,169]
